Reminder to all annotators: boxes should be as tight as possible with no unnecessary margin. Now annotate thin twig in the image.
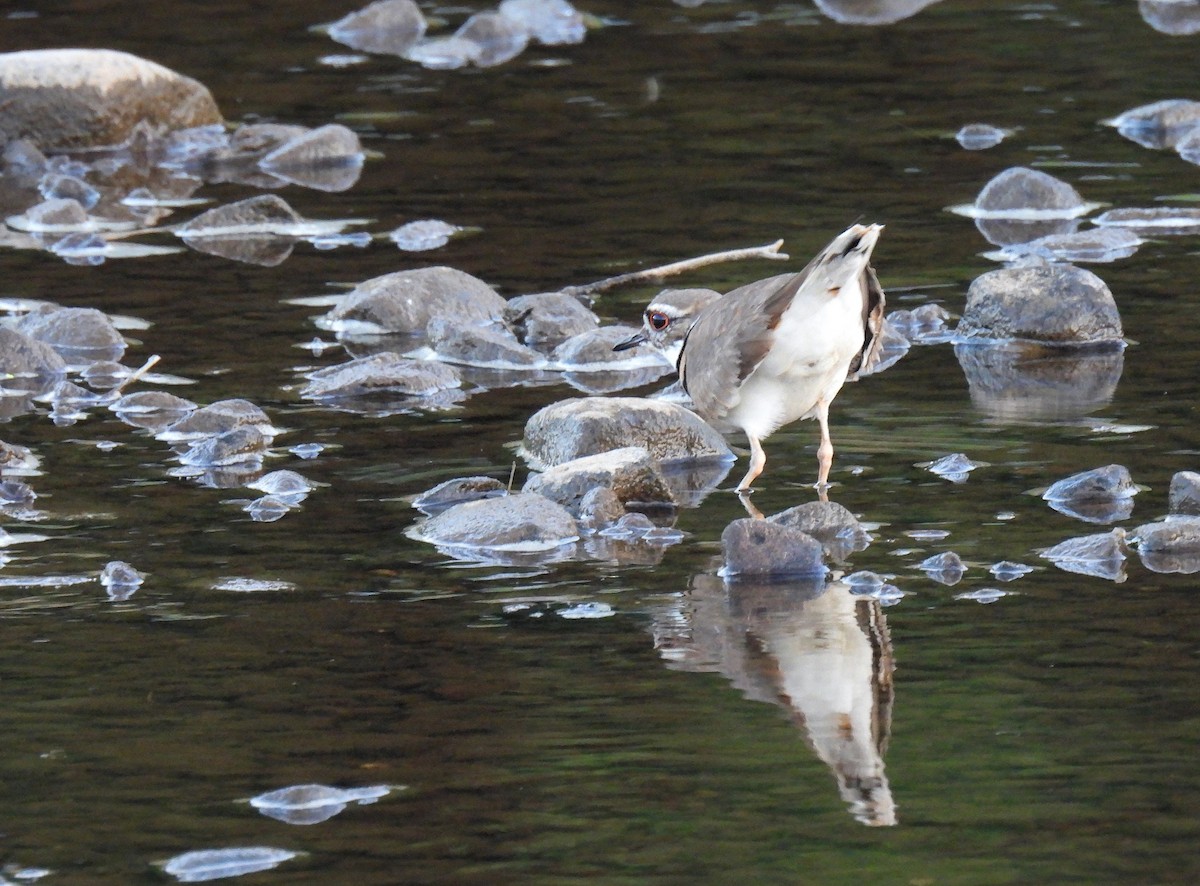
[561,239,789,298]
[109,354,161,397]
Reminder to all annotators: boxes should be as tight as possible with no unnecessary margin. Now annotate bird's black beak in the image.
[612,331,647,352]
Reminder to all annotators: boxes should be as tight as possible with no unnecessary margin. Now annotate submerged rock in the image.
[1043,464,1137,524]
[258,124,364,192]
[178,426,271,468]
[523,446,675,511]
[19,197,90,230]
[522,396,734,470]
[325,266,506,336]
[505,291,599,346]
[499,0,588,44]
[1093,206,1200,235]
[328,0,428,55]
[885,303,952,345]
[0,327,67,389]
[577,486,627,532]
[553,326,652,368]
[921,453,983,483]
[160,847,299,883]
[721,518,827,579]
[769,500,871,561]
[1169,470,1200,515]
[1139,0,1200,35]
[917,550,966,585]
[159,398,274,442]
[110,391,197,431]
[455,11,530,67]
[250,783,393,826]
[16,305,126,363]
[177,194,302,236]
[1105,98,1200,149]
[100,560,145,600]
[813,0,943,24]
[427,318,544,368]
[1041,529,1127,581]
[412,476,507,514]
[415,492,579,552]
[956,264,1123,344]
[1134,516,1200,573]
[0,49,222,151]
[301,352,462,400]
[987,227,1143,264]
[389,219,463,252]
[955,123,1010,150]
[971,166,1092,217]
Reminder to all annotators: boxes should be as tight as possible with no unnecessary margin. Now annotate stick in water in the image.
[109,354,161,397]
[561,239,789,298]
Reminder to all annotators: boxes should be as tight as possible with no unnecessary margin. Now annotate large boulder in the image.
[721,518,827,579]
[956,264,1124,344]
[0,49,222,151]
[521,396,734,470]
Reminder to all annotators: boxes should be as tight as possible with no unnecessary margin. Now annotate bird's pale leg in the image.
[815,399,834,501]
[737,491,765,520]
[736,434,767,493]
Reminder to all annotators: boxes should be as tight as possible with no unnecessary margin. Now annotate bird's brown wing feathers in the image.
[679,272,805,420]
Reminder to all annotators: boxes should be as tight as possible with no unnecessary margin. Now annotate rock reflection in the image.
[1139,0,1200,34]
[651,573,896,826]
[813,0,942,25]
[954,340,1124,422]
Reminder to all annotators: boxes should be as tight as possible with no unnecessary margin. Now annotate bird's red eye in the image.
[648,311,670,331]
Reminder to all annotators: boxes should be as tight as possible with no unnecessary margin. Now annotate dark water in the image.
[3,1,1200,883]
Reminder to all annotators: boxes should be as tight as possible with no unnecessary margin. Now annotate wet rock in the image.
[553,326,651,368]
[956,123,1010,150]
[521,396,734,470]
[1040,529,1127,581]
[110,390,197,431]
[918,550,966,585]
[499,0,588,44]
[0,479,37,507]
[160,847,299,883]
[247,470,314,500]
[259,124,364,192]
[972,166,1092,216]
[921,452,983,483]
[325,266,506,336]
[975,216,1080,249]
[989,560,1033,581]
[0,49,222,151]
[3,138,47,173]
[577,486,626,532]
[20,197,89,230]
[39,172,99,209]
[1169,470,1200,515]
[769,500,871,561]
[721,518,827,579]
[523,446,675,512]
[1177,128,1200,165]
[1139,0,1200,35]
[16,305,126,363]
[404,36,484,70]
[1043,464,1137,524]
[986,227,1143,264]
[415,492,579,552]
[328,0,428,55]
[505,292,599,346]
[0,327,67,391]
[455,12,530,67]
[178,426,271,468]
[178,193,302,237]
[301,352,462,400]
[813,0,943,24]
[885,303,952,344]
[245,495,293,522]
[1093,206,1200,235]
[1105,98,1200,149]
[1135,516,1200,573]
[0,440,40,475]
[412,476,507,514]
[956,264,1123,344]
[427,318,544,368]
[160,398,274,442]
[954,340,1124,421]
[390,219,463,252]
[250,783,393,826]
[100,560,145,601]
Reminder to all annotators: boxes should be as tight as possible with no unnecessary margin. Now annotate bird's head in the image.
[613,287,722,364]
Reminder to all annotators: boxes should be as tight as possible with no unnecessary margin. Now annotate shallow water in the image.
[3,1,1200,883]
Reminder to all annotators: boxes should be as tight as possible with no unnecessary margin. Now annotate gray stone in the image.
[504,292,599,346]
[1093,207,1200,235]
[412,476,507,514]
[1041,530,1127,581]
[956,123,1008,150]
[23,197,88,229]
[973,166,1089,215]
[260,124,362,171]
[329,0,428,55]
[178,426,271,468]
[991,227,1142,264]
[812,0,942,25]
[523,447,675,512]
[0,327,67,388]
[327,266,506,335]
[160,398,273,441]
[1106,98,1200,149]
[1139,1,1200,36]
[918,551,966,585]
[577,486,626,532]
[417,492,579,551]
[1135,516,1200,553]
[1169,471,1200,515]
[428,319,543,367]
[553,325,646,367]
[178,194,303,236]
[956,264,1123,344]
[721,518,827,579]
[301,352,461,399]
[16,306,125,362]
[1044,464,1136,503]
[0,49,222,151]
[769,500,871,561]
[455,11,529,67]
[499,0,587,44]
[521,396,734,470]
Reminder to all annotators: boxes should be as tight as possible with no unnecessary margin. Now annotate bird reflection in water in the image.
[651,572,897,827]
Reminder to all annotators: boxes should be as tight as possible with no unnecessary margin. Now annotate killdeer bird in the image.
[614,287,721,367]
[618,224,886,494]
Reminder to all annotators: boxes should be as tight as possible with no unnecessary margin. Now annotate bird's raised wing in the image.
[846,263,886,380]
